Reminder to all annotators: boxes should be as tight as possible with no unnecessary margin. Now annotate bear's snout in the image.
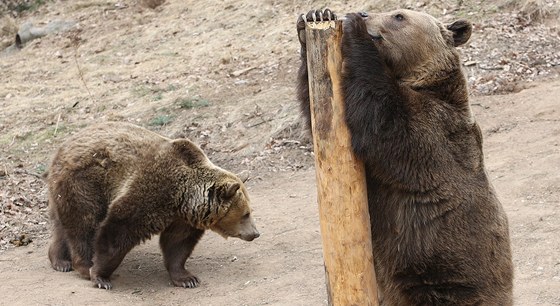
[241,231,260,242]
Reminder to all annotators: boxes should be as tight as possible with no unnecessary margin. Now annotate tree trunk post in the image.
[305,19,379,306]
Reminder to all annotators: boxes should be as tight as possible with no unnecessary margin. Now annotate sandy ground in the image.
[0,0,559,305]
[1,82,559,305]
[0,170,326,306]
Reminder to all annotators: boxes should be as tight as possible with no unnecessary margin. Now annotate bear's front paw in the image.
[297,9,337,48]
[170,270,200,288]
[91,275,113,290]
[51,260,72,272]
[90,268,113,289]
[343,13,369,38]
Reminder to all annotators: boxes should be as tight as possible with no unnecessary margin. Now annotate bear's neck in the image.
[175,180,219,229]
[401,55,470,108]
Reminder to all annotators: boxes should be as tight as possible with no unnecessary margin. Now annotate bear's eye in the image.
[242,212,250,219]
[394,14,405,21]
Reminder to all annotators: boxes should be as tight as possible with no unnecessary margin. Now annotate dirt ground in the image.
[0,0,559,305]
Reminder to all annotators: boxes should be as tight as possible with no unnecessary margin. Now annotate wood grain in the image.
[305,20,379,306]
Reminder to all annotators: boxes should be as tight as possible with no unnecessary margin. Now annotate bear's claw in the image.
[297,9,337,48]
[170,271,200,288]
[52,260,73,272]
[90,267,113,290]
[178,277,199,288]
[92,277,113,290]
[181,278,199,288]
[304,9,337,23]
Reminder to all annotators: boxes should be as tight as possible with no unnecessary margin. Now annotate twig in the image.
[70,30,94,102]
[479,65,504,71]
[23,170,42,179]
[247,118,274,128]
[54,113,61,135]
[73,51,94,101]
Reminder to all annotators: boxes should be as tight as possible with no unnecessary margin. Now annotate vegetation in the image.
[176,96,210,109]
[10,0,47,13]
[149,114,173,126]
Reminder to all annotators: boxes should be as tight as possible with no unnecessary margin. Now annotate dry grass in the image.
[140,0,166,9]
[520,0,556,23]
[499,0,560,23]
[0,16,18,50]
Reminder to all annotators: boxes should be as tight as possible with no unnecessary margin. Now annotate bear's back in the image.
[46,122,175,202]
[51,122,168,172]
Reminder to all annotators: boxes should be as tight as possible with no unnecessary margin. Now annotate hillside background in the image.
[0,0,559,305]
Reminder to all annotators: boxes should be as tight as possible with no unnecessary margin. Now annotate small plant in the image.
[11,0,47,13]
[176,97,210,109]
[131,85,152,98]
[153,93,163,101]
[36,164,46,175]
[149,115,173,126]
[132,83,179,100]
[166,84,179,91]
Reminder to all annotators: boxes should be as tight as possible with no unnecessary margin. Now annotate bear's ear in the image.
[446,20,472,47]
[171,139,208,165]
[219,182,240,200]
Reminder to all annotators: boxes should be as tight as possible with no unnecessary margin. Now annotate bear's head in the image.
[358,9,471,82]
[171,139,260,242]
[207,171,260,242]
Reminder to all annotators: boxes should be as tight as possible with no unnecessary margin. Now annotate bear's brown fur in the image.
[297,9,513,305]
[45,122,260,289]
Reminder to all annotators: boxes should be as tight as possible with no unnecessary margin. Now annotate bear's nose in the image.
[244,231,260,241]
[251,231,260,240]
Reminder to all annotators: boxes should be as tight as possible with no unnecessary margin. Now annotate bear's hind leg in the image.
[53,176,108,279]
[58,195,99,278]
[48,209,72,272]
[89,215,141,289]
[160,219,204,288]
[64,229,96,279]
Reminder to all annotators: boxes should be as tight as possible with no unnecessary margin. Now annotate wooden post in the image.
[305,19,379,305]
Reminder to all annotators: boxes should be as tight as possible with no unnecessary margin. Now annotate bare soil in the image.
[0,0,559,305]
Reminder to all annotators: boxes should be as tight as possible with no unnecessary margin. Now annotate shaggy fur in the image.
[297,9,513,305]
[45,122,259,289]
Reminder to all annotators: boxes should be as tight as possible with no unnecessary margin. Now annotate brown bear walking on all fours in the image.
[297,9,513,305]
[44,121,260,289]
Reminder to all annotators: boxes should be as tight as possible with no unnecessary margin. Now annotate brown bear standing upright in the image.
[45,122,260,289]
[297,9,513,305]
